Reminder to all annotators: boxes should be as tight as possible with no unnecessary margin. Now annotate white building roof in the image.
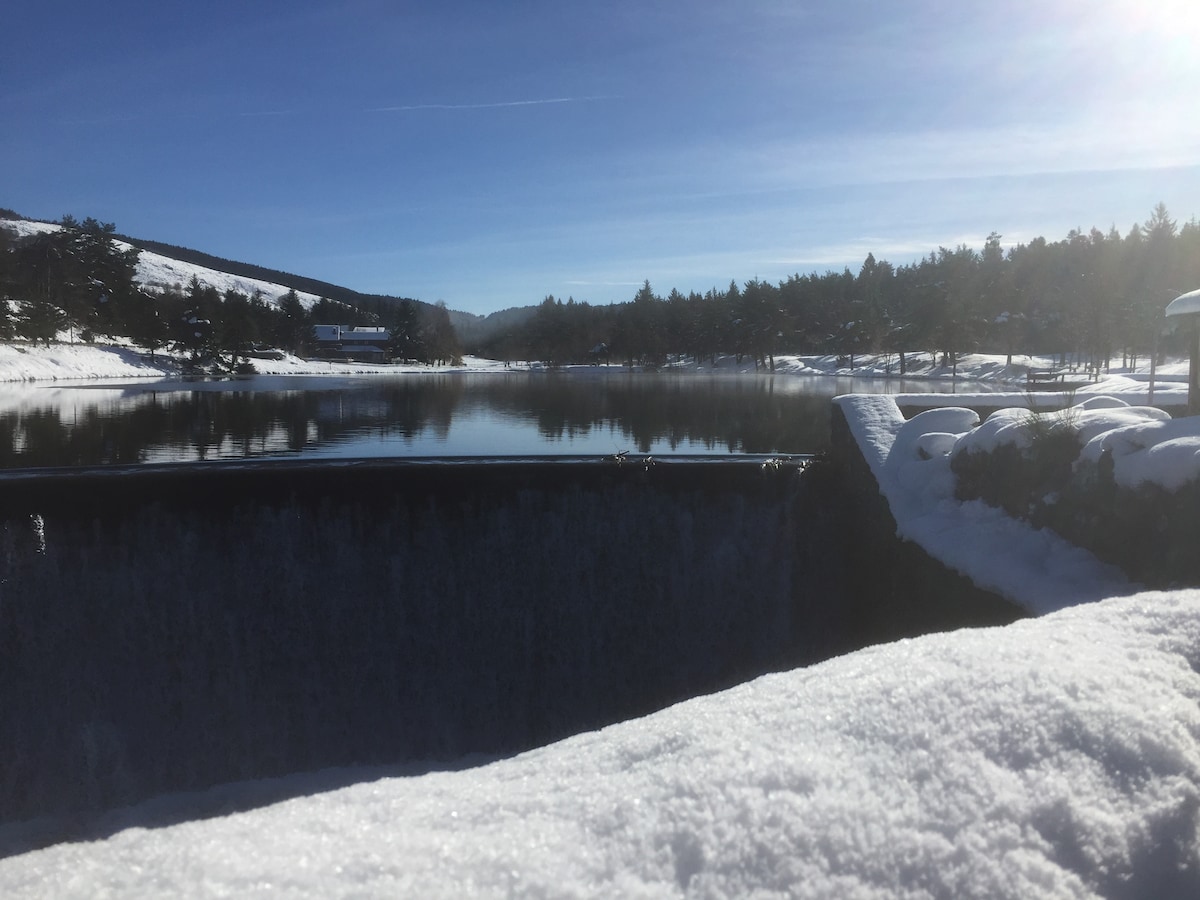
[1165,288,1200,317]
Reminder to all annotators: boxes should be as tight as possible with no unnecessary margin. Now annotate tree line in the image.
[0,216,463,368]
[475,203,1200,372]
[4,204,1197,373]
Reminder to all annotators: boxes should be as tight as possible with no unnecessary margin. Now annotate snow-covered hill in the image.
[1,218,324,309]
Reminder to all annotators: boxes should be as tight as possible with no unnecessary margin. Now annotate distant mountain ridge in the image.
[116,234,535,341]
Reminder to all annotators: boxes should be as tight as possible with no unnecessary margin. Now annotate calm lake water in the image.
[0,372,989,468]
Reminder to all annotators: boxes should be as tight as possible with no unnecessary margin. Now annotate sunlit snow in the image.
[2,218,324,309]
[1078,413,1200,492]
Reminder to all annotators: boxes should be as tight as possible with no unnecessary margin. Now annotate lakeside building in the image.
[312,324,391,362]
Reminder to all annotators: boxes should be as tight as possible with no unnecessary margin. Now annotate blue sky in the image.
[5,1,1199,316]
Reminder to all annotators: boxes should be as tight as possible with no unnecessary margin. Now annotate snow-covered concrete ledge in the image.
[834,394,1136,614]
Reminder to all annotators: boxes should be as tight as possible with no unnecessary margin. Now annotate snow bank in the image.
[0,342,507,382]
[0,343,173,381]
[835,395,1134,613]
[2,589,1198,898]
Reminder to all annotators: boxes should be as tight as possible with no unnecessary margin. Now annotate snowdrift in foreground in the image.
[3,590,1198,898]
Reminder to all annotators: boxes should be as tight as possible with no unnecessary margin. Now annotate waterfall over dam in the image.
[0,455,1020,835]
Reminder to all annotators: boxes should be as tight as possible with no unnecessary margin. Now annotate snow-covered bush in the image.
[946,397,1200,585]
[950,406,1082,521]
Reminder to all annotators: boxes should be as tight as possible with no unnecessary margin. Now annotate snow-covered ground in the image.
[0,334,1191,394]
[2,588,1197,898]
[0,341,513,382]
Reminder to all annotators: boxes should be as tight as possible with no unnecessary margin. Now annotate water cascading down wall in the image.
[0,455,1019,833]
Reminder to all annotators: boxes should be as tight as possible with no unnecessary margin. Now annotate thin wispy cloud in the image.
[367,96,610,113]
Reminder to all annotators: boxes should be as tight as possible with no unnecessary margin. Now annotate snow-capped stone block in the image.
[887,407,979,468]
[915,431,959,459]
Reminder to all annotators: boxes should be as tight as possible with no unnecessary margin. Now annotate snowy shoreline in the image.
[0,337,1192,392]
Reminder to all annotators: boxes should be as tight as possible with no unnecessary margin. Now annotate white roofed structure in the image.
[1166,288,1200,319]
[1166,288,1200,413]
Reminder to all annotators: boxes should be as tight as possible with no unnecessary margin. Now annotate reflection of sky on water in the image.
[0,373,1003,467]
[295,414,725,459]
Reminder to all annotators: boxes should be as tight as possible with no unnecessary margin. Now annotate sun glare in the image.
[1098,0,1200,56]
[1113,0,1200,33]
[1058,0,1200,156]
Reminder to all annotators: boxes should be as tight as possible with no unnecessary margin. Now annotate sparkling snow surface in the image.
[2,590,1198,898]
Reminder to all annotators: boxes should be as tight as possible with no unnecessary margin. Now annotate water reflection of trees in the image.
[476,375,830,454]
[0,374,828,467]
[0,380,465,467]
